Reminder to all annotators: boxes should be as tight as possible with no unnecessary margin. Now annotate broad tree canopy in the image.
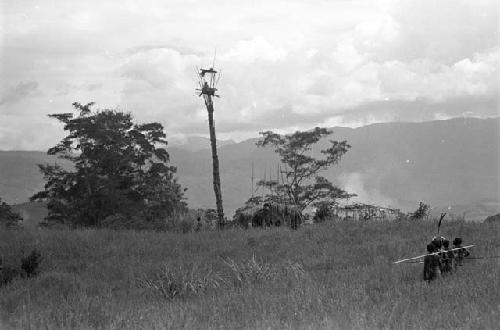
[32,102,186,227]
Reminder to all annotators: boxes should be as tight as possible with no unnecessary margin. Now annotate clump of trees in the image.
[255,127,353,211]
[31,102,186,228]
[0,197,22,229]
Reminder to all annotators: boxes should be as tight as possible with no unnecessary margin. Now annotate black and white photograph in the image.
[1,0,499,328]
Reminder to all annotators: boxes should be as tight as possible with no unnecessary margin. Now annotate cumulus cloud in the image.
[0,0,498,150]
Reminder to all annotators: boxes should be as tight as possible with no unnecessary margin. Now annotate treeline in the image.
[3,102,354,231]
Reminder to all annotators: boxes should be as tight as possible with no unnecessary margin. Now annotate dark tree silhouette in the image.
[31,102,186,227]
[0,197,22,229]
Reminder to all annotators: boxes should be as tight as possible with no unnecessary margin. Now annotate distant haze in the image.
[1,118,499,220]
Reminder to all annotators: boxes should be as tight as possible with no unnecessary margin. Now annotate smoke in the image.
[338,172,396,208]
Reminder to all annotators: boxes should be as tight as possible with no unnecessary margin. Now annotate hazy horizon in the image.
[0,115,499,152]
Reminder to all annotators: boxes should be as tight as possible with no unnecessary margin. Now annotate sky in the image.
[1,0,499,150]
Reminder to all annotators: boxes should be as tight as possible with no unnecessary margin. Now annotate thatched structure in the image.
[332,203,402,221]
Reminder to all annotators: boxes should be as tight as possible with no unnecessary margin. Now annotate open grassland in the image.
[1,220,499,329]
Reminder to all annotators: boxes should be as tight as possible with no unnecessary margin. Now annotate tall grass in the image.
[0,219,499,329]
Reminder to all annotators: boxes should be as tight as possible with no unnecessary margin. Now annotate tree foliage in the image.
[256,127,353,210]
[411,202,430,220]
[31,102,186,227]
[0,197,22,229]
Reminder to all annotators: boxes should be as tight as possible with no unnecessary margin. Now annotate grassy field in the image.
[0,220,499,329]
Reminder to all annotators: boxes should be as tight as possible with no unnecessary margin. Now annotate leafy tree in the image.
[0,197,22,229]
[31,102,186,227]
[256,127,353,211]
[411,202,430,220]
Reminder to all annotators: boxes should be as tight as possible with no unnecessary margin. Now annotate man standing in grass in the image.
[441,239,455,274]
[431,236,446,251]
[453,237,470,267]
[423,244,442,282]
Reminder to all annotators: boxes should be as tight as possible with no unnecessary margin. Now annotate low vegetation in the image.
[1,249,42,287]
[0,219,498,329]
[0,198,22,229]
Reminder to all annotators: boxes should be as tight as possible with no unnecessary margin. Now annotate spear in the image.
[393,245,474,264]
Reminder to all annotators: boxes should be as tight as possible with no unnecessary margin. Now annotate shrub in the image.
[21,249,42,278]
[223,255,276,286]
[0,250,42,286]
[313,202,333,223]
[411,202,430,220]
[178,219,193,233]
[0,265,20,287]
[223,255,307,287]
[0,198,22,229]
[0,257,21,287]
[234,212,251,229]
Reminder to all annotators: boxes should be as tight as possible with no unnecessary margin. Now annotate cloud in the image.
[120,48,199,89]
[222,37,287,63]
[323,96,500,127]
[124,44,203,57]
[0,81,39,105]
[336,0,499,64]
[378,47,500,101]
[0,0,498,150]
[0,114,65,150]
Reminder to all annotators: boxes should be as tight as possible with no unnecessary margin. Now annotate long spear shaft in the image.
[393,245,474,264]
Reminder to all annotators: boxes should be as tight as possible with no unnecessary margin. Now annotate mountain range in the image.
[1,117,499,222]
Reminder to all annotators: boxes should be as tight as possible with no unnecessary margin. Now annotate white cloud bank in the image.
[0,0,498,150]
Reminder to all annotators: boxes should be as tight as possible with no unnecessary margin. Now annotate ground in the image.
[0,220,499,329]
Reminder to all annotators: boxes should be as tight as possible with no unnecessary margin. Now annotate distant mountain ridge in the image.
[168,136,236,152]
[1,117,499,221]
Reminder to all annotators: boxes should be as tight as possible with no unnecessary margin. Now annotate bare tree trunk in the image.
[204,95,225,229]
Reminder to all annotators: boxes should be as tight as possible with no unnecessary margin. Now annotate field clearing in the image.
[1,220,499,329]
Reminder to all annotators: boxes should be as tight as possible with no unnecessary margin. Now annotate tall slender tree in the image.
[197,67,225,229]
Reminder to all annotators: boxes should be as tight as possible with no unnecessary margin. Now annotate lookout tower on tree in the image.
[196,60,224,229]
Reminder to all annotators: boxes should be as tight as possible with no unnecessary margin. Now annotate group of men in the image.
[423,236,470,282]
